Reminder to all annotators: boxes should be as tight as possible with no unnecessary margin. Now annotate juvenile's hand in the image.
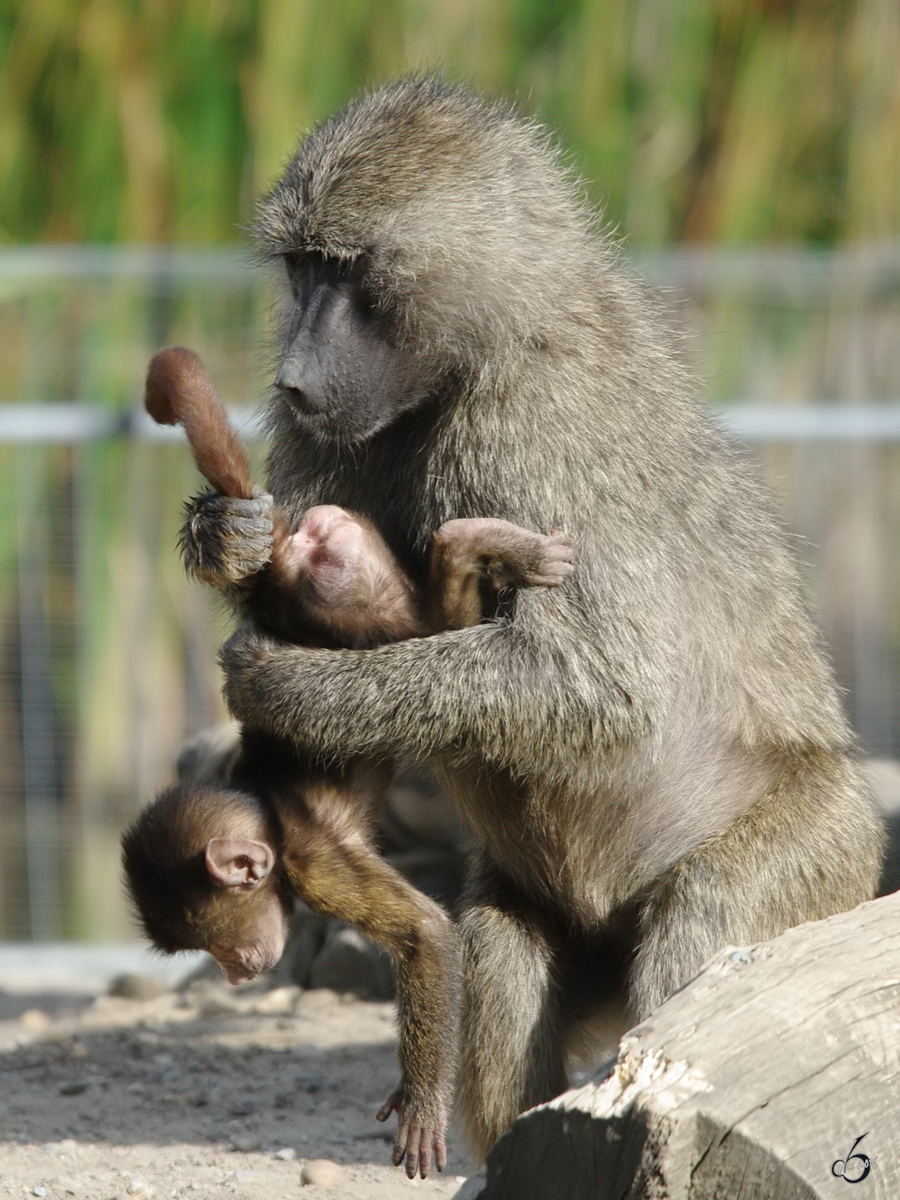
[377,1083,447,1180]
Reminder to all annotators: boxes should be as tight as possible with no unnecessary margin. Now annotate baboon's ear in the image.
[205,838,275,888]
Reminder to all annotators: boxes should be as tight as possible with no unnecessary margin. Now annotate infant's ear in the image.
[205,838,275,888]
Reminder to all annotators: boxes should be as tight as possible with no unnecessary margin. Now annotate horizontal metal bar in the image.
[716,405,900,442]
[0,246,898,302]
[0,404,267,443]
[0,245,258,281]
[1,403,900,444]
[0,404,127,441]
[631,244,900,301]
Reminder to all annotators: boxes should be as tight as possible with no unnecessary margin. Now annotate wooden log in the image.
[467,891,900,1200]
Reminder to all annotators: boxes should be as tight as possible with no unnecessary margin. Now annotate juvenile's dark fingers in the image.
[181,488,276,584]
[223,515,274,541]
[197,490,273,521]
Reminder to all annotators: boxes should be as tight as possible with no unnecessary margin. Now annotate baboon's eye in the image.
[336,253,367,283]
[283,254,303,300]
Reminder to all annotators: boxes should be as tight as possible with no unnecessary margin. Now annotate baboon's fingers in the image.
[524,551,575,587]
[434,1129,447,1173]
[404,1125,423,1179]
[524,530,575,587]
[417,1129,432,1179]
[532,558,576,580]
[528,567,576,587]
[544,531,573,555]
[391,1123,410,1169]
[379,1086,412,1170]
[377,1084,403,1126]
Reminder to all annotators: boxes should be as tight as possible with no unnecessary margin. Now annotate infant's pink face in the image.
[283,505,367,603]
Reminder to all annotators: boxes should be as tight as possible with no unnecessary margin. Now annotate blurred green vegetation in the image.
[0,0,897,246]
[0,2,898,940]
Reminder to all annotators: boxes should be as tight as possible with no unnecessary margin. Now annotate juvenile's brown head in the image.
[121,784,290,981]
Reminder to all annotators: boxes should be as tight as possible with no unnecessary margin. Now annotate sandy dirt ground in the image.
[0,977,474,1200]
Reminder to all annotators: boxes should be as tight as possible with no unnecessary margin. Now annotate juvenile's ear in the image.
[205,838,276,888]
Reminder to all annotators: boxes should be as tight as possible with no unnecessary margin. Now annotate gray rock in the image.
[300,1159,345,1187]
[109,973,169,1001]
[230,1136,262,1154]
[308,923,394,999]
[451,1175,487,1200]
[58,1080,90,1096]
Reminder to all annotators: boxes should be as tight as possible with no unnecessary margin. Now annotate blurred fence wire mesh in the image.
[0,245,898,942]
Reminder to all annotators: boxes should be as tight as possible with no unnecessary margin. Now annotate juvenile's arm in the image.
[280,794,460,1179]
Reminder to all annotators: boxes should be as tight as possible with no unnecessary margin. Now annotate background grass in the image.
[0,0,898,247]
[0,2,898,938]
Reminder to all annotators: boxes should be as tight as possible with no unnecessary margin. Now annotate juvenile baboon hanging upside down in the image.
[125,346,572,1178]
[178,77,884,1163]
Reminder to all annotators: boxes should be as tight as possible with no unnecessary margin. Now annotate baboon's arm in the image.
[220,603,650,777]
[279,802,460,1179]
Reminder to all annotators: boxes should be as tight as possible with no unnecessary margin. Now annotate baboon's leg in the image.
[455,856,568,1162]
[630,750,884,1018]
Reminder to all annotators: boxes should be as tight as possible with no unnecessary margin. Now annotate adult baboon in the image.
[181,77,884,1162]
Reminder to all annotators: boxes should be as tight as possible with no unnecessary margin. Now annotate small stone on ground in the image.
[301,1158,345,1186]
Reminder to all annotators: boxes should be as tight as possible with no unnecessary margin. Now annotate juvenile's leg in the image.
[630,749,884,1017]
[279,790,461,1179]
[455,854,568,1162]
[426,519,573,631]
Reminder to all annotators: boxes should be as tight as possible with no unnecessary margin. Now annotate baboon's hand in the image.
[376,1083,447,1179]
[504,527,574,588]
[179,488,274,586]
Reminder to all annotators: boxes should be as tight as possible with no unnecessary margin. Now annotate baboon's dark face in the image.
[275,252,431,444]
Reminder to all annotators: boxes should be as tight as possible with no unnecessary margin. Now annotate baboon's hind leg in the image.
[455,857,568,1163]
[630,750,884,1018]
